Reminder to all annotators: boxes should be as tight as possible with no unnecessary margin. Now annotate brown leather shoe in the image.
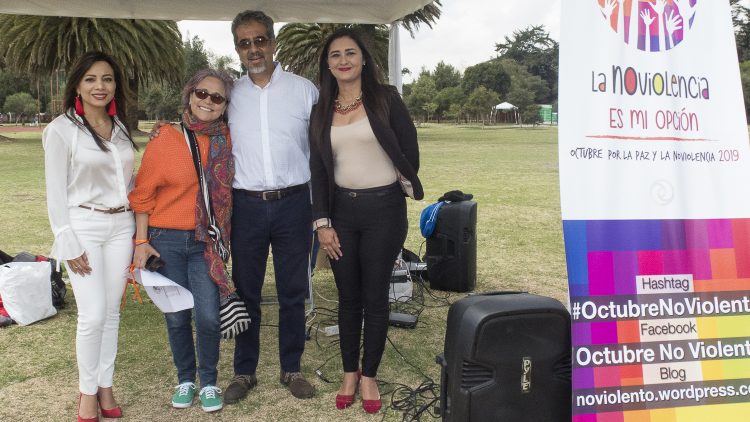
[224,374,257,404]
[280,371,315,399]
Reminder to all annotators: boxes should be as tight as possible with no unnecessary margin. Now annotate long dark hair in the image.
[63,51,135,151]
[310,28,390,149]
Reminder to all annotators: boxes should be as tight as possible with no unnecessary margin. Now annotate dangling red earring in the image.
[107,100,117,117]
[75,95,85,116]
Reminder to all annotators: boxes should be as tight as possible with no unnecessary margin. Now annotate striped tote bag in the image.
[219,292,251,339]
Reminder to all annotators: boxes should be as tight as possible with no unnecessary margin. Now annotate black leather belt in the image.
[78,205,131,214]
[336,182,401,198]
[235,184,307,201]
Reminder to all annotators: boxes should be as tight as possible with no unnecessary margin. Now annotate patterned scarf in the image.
[182,111,234,298]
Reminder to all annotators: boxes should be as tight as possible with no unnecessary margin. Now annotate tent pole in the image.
[388,22,403,94]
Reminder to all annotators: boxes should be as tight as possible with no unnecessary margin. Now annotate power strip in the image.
[324,325,339,336]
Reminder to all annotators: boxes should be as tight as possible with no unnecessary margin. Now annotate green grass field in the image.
[0,124,567,421]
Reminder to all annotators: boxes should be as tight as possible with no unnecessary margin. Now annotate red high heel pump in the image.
[335,370,362,410]
[99,405,122,419]
[77,394,99,422]
[97,391,122,418]
[360,377,382,414]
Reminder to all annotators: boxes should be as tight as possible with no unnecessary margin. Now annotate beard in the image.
[245,54,268,75]
[248,63,267,74]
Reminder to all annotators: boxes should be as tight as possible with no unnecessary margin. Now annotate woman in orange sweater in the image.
[128,69,234,413]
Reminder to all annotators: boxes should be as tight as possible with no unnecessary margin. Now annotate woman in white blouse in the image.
[43,51,137,422]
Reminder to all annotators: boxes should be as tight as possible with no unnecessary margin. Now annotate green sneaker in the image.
[171,382,196,408]
[199,386,223,412]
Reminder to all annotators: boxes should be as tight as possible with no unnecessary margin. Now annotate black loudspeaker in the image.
[437,292,571,422]
[425,200,477,292]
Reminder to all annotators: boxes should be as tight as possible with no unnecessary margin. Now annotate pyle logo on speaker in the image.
[521,356,532,393]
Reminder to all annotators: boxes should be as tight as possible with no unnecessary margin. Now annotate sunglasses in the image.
[236,36,271,50]
[192,88,227,105]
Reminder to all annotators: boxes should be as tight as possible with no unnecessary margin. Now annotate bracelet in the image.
[313,218,332,231]
[134,239,149,246]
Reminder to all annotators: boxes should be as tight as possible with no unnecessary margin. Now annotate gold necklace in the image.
[89,120,112,140]
[334,93,362,115]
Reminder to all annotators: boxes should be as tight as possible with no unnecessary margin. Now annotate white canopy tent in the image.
[494,102,517,111]
[0,0,434,92]
[491,102,519,124]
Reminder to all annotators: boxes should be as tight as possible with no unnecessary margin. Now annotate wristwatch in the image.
[313,218,332,231]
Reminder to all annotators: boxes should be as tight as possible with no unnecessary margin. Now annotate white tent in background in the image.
[0,0,434,93]
[492,102,519,124]
[494,102,517,111]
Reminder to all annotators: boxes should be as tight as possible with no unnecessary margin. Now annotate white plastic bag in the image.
[0,262,57,325]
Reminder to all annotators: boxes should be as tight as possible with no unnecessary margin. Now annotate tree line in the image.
[0,16,235,126]
[0,8,552,128]
[402,25,557,125]
[0,3,442,128]
[5,2,750,127]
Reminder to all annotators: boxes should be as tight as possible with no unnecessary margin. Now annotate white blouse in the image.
[43,113,134,261]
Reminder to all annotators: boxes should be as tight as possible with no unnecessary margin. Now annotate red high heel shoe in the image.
[361,396,382,414]
[97,391,123,418]
[99,405,122,419]
[335,392,356,409]
[335,370,361,410]
[360,377,382,414]
[77,394,99,422]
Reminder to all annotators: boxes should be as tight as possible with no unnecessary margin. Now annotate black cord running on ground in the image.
[306,260,455,421]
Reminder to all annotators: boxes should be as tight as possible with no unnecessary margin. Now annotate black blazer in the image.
[310,87,423,222]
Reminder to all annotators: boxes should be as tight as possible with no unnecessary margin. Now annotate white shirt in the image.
[43,113,134,260]
[228,63,319,191]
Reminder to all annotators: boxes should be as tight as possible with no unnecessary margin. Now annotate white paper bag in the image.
[0,262,57,325]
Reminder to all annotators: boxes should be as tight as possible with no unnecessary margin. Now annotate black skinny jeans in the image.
[330,182,407,377]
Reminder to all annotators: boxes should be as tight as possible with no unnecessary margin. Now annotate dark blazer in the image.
[310,87,424,222]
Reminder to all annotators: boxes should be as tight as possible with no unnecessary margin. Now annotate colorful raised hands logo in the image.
[597,0,698,52]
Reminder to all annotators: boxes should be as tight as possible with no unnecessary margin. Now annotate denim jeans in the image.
[231,186,312,375]
[149,227,220,388]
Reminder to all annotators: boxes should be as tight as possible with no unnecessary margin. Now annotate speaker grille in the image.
[460,360,493,389]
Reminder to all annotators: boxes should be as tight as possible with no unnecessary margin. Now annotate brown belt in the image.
[234,184,307,201]
[78,205,131,214]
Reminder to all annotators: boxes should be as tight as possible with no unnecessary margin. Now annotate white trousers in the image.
[66,207,134,395]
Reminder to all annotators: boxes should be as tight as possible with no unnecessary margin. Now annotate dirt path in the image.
[0,126,43,133]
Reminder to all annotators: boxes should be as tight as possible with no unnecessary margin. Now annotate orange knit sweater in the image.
[129,124,230,230]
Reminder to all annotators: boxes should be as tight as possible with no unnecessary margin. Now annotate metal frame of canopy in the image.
[0,0,434,92]
[491,102,519,125]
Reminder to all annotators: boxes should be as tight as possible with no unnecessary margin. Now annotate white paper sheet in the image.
[133,269,194,313]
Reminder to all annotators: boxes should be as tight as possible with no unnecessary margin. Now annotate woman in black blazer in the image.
[309,28,423,414]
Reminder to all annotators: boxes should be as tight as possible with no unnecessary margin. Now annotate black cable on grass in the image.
[376,335,442,421]
[314,351,341,384]
[417,240,426,262]
[412,274,453,308]
[385,334,433,380]
[386,380,441,421]
[305,262,450,420]
[304,305,344,385]
[305,306,341,348]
